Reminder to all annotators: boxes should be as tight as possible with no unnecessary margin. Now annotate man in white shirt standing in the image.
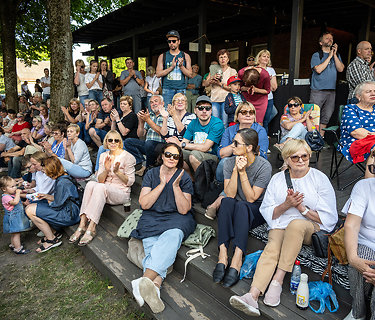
[41,68,51,102]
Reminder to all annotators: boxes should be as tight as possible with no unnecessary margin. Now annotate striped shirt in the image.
[164,112,196,141]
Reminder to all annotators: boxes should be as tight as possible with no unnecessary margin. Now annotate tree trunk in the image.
[0,0,19,112]
[46,0,73,122]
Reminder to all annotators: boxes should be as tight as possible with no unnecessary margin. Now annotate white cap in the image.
[300,273,308,282]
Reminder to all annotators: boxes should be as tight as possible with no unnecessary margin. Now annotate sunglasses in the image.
[108,138,120,143]
[196,106,212,112]
[247,58,254,61]
[239,110,255,116]
[232,140,247,147]
[167,40,177,44]
[290,154,310,162]
[368,164,375,174]
[288,103,301,108]
[164,151,180,160]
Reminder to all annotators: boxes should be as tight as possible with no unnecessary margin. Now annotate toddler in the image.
[1,176,31,254]
[224,76,247,126]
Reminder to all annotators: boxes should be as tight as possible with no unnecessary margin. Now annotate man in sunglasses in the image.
[179,95,224,174]
[156,30,192,107]
[310,31,344,137]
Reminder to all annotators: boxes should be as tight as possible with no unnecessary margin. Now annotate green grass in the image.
[0,245,146,320]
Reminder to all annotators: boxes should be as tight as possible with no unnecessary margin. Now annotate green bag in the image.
[117,209,142,238]
[180,224,216,282]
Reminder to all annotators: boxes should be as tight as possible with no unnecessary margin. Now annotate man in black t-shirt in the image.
[89,97,114,147]
[1,128,31,178]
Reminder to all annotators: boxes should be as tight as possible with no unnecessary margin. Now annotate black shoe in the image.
[212,263,226,283]
[222,267,239,287]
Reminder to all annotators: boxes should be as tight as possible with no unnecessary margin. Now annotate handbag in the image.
[305,130,325,151]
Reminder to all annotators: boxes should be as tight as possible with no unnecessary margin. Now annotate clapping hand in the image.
[104,155,113,172]
[247,85,255,95]
[177,57,184,67]
[173,170,184,188]
[167,104,176,117]
[159,171,167,186]
[61,106,67,114]
[171,56,177,68]
[137,110,150,122]
[284,189,304,209]
[111,109,120,122]
[159,106,168,118]
[113,162,120,174]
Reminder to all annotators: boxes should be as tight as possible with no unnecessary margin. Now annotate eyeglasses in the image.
[167,40,177,44]
[368,164,375,174]
[239,110,255,116]
[289,154,310,162]
[247,57,254,61]
[51,131,60,135]
[232,140,247,147]
[107,138,120,143]
[196,106,212,112]
[174,99,186,103]
[164,151,180,160]
[288,103,301,109]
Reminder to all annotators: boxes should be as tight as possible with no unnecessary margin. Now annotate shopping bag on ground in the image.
[239,250,263,280]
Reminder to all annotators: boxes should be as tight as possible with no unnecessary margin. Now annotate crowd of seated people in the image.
[2,49,375,319]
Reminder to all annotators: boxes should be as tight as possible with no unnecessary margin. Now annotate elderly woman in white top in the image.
[342,152,375,320]
[230,139,338,317]
[59,124,92,179]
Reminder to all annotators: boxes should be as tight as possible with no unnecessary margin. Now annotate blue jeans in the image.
[162,88,186,107]
[263,99,278,134]
[78,122,92,144]
[8,156,23,178]
[79,95,89,107]
[43,93,50,102]
[212,101,228,128]
[123,138,164,168]
[88,89,103,103]
[142,228,184,279]
[59,158,92,178]
[94,128,108,142]
[216,157,231,183]
[280,123,308,143]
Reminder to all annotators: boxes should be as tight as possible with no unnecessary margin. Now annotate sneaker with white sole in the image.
[131,277,144,307]
[343,309,365,320]
[263,280,282,307]
[229,293,260,317]
[139,277,165,313]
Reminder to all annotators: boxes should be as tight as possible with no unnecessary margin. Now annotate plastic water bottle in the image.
[290,260,301,295]
[296,273,309,310]
[312,126,318,139]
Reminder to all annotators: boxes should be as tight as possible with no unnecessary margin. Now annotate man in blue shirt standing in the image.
[156,30,192,107]
[310,32,345,136]
[180,95,224,175]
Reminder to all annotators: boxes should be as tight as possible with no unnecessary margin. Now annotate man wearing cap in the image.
[309,31,344,136]
[224,76,247,126]
[178,95,224,175]
[156,30,192,107]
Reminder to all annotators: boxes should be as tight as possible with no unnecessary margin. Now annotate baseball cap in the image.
[196,95,212,106]
[166,30,180,39]
[227,76,241,86]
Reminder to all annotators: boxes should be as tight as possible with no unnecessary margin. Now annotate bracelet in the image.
[116,120,121,124]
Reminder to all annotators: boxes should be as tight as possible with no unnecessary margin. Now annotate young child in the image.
[1,176,31,254]
[224,76,247,126]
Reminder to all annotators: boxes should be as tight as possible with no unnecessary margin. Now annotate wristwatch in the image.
[301,207,309,216]
[181,142,186,149]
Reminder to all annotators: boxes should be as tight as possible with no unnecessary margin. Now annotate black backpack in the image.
[194,160,224,209]
[64,175,84,206]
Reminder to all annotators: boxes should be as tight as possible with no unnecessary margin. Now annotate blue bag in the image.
[308,281,339,314]
[239,250,262,280]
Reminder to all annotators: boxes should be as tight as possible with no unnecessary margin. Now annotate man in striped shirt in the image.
[346,41,375,104]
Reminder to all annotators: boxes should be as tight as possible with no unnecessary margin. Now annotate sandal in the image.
[36,236,62,253]
[13,246,30,255]
[69,227,86,244]
[78,230,96,246]
[37,232,63,245]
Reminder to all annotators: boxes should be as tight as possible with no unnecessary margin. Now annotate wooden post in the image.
[132,35,139,70]
[198,0,207,74]
[288,0,304,87]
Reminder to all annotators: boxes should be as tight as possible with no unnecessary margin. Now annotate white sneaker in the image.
[343,309,365,320]
[139,277,165,313]
[267,149,271,154]
[131,277,144,307]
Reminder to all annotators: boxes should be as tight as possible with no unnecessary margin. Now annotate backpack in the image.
[194,159,224,208]
[64,175,84,206]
